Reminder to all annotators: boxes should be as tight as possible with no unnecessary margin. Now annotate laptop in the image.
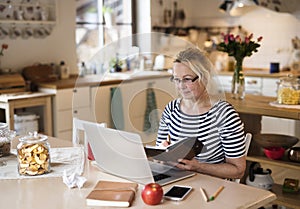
[83,123,196,186]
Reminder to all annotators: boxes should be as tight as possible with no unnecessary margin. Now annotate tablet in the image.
[144,137,204,163]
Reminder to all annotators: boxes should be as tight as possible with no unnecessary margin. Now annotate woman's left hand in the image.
[176,158,200,171]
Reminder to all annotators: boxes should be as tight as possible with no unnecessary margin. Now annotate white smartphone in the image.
[164,185,193,201]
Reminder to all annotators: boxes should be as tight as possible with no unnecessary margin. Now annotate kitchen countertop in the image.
[38,71,172,89]
[37,69,300,90]
[226,93,300,120]
[218,68,300,78]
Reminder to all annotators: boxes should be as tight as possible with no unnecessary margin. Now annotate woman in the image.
[156,47,246,179]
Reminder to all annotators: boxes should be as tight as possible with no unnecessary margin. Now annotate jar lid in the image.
[279,75,300,83]
[19,132,48,144]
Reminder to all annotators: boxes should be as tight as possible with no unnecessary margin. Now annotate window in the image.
[76,0,134,70]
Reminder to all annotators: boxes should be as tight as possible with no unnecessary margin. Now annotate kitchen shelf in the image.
[246,154,300,208]
[247,155,300,171]
[271,183,300,209]
[0,20,55,25]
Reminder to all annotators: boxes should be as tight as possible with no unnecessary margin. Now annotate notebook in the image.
[83,123,196,186]
[86,180,138,207]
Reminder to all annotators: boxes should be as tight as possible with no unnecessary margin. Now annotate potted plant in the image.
[109,57,123,72]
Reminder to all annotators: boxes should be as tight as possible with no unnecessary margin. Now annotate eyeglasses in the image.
[170,76,199,85]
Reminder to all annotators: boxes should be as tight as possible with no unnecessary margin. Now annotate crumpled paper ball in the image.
[62,170,87,189]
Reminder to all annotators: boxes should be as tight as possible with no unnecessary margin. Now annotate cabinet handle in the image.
[247,80,257,85]
[73,110,78,114]
[73,89,77,93]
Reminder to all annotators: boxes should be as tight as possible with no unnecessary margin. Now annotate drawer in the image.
[218,75,262,93]
[245,76,262,90]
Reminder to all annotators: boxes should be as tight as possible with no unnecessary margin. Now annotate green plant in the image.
[109,57,123,72]
[102,6,113,14]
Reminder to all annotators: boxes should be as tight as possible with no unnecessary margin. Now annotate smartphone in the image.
[164,185,193,201]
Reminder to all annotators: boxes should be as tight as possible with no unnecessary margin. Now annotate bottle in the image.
[60,61,70,79]
[79,62,87,77]
[17,132,50,176]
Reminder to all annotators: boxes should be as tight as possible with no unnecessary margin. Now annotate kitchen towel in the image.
[110,87,124,130]
[143,86,159,133]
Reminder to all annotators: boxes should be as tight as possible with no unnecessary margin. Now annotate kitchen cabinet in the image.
[40,86,91,141]
[91,76,176,144]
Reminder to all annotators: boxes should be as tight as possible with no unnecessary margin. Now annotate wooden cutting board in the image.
[0,74,26,94]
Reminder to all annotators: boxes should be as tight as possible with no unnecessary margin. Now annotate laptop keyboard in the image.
[152,172,171,182]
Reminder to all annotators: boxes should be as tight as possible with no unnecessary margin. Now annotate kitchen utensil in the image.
[288,147,300,162]
[253,133,299,149]
[246,162,274,190]
[263,147,285,160]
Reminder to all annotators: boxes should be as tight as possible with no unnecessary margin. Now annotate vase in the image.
[231,58,245,99]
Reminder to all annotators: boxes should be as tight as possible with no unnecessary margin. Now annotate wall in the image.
[149,0,300,70]
[0,0,78,74]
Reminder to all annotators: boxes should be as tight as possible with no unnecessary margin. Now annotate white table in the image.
[0,137,276,209]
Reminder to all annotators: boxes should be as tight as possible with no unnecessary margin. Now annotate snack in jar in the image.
[0,122,16,157]
[17,132,50,176]
[277,75,300,105]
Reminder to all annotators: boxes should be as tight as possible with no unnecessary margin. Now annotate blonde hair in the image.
[174,47,224,102]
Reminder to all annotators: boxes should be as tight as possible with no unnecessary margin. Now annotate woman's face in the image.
[172,62,205,100]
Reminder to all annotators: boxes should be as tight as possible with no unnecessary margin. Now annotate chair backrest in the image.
[72,117,106,159]
[72,117,107,145]
[244,133,252,156]
[234,133,252,183]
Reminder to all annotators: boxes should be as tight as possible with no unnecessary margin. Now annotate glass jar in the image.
[17,132,50,176]
[0,123,15,157]
[277,75,300,105]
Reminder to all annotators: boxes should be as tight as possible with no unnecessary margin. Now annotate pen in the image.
[209,186,224,201]
[199,187,208,202]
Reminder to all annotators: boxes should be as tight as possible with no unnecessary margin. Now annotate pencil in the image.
[209,186,224,201]
[199,187,208,202]
[166,134,171,145]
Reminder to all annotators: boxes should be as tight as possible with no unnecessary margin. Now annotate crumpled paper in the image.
[62,170,87,189]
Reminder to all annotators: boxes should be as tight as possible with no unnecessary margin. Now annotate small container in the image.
[0,123,15,157]
[17,132,50,176]
[263,147,285,160]
[277,75,300,105]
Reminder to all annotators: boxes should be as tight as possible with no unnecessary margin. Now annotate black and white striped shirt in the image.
[156,99,245,164]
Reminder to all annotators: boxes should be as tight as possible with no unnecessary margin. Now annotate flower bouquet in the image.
[217,33,262,99]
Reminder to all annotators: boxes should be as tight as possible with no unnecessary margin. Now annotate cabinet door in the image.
[56,88,73,110]
[57,109,72,132]
[91,84,118,127]
[73,86,90,108]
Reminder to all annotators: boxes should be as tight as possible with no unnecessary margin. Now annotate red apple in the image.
[141,183,163,205]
